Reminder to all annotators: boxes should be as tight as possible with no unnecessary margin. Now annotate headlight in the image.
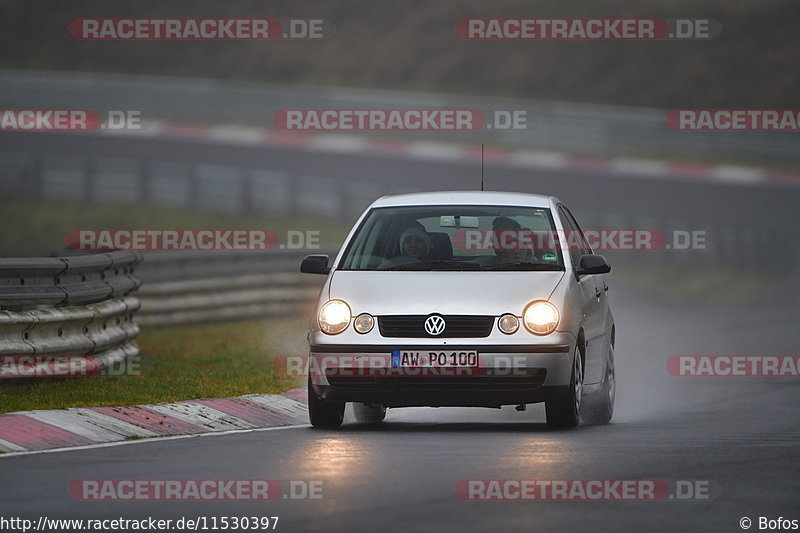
[523,301,559,335]
[498,314,519,334]
[353,313,374,334]
[318,300,351,335]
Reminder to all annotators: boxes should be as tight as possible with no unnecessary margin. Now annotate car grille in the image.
[378,315,494,338]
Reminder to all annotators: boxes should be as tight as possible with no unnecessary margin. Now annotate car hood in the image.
[328,271,565,316]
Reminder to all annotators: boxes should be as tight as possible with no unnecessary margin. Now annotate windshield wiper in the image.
[385,260,481,271]
[482,262,564,271]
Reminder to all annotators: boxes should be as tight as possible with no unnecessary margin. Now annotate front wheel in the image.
[582,344,615,425]
[308,378,345,429]
[545,345,583,429]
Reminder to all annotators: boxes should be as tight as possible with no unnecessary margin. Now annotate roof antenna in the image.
[480,144,485,191]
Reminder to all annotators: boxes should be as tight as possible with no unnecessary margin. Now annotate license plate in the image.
[391,351,478,368]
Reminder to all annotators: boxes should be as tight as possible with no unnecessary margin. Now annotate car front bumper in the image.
[307,331,576,408]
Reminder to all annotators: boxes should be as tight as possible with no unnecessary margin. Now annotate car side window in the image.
[562,206,593,255]
[557,205,587,267]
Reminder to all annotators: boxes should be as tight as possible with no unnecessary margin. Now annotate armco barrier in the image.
[0,251,141,308]
[0,251,142,379]
[0,249,328,377]
[135,250,327,325]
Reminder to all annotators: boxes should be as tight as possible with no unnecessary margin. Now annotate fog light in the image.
[498,314,519,334]
[354,313,374,334]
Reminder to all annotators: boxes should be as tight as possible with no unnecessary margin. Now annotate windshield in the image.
[338,205,565,271]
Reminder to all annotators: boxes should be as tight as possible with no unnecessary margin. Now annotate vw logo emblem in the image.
[424,315,446,336]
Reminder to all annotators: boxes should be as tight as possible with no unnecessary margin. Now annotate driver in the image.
[491,216,533,264]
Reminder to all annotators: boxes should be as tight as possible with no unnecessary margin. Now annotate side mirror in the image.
[300,254,330,275]
[575,254,611,276]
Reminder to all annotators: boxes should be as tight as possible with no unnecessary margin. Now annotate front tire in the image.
[582,344,615,425]
[308,378,345,429]
[546,345,583,429]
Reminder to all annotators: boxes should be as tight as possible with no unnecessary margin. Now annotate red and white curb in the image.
[0,389,308,455]
[102,121,800,189]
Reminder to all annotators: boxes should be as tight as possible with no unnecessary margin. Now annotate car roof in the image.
[370,191,558,208]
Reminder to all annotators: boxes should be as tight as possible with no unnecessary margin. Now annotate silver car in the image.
[301,191,615,429]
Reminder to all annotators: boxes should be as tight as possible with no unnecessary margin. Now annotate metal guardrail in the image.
[137,273,322,325]
[135,250,313,282]
[1,69,798,164]
[0,252,142,379]
[135,250,327,325]
[0,297,140,355]
[0,249,327,377]
[0,251,142,308]
[0,150,381,224]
